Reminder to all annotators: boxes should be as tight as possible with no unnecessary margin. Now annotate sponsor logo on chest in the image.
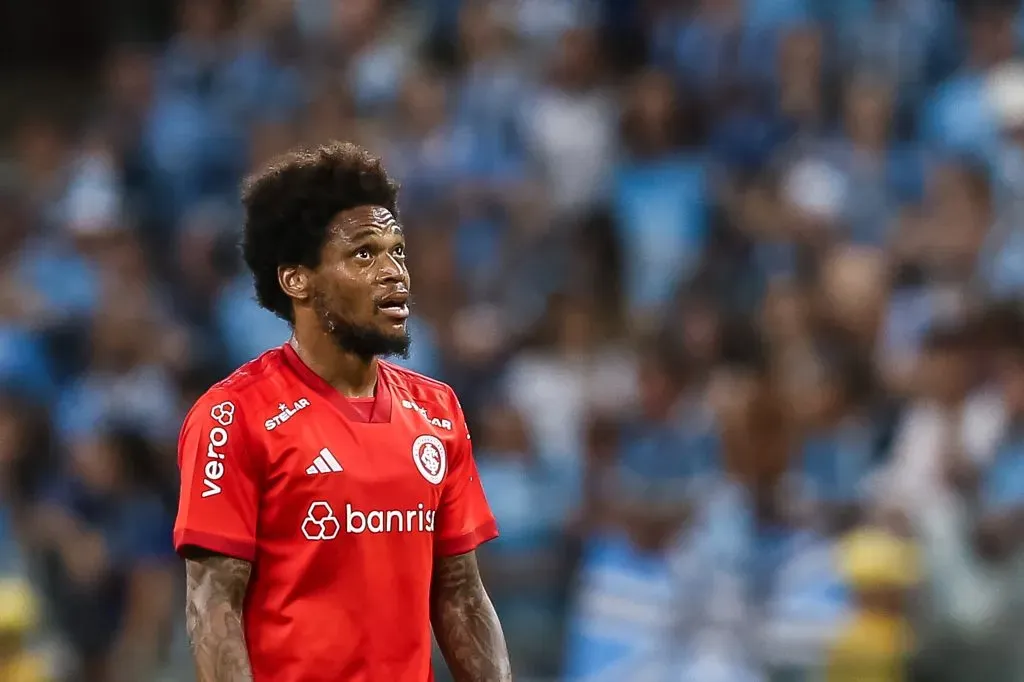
[265,398,311,431]
[202,401,235,498]
[301,500,437,540]
[400,398,452,431]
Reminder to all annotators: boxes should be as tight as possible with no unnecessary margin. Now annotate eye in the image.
[354,247,372,260]
[393,245,406,258]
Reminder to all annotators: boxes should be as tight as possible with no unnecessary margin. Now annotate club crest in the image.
[412,435,446,485]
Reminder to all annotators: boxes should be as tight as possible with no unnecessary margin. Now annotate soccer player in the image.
[173,142,511,682]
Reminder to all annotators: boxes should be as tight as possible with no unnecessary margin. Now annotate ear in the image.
[278,265,313,304]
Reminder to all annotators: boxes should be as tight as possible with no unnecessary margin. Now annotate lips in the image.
[376,291,410,321]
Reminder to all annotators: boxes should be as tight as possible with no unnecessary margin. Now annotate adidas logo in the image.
[306,448,343,475]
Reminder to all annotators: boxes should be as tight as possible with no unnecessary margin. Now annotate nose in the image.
[378,253,407,284]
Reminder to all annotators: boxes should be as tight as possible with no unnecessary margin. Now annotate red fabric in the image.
[174,346,498,682]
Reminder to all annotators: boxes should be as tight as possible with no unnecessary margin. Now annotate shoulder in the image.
[183,347,292,427]
[380,361,460,409]
[213,346,291,395]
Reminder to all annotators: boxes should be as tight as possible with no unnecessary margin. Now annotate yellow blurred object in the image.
[0,651,50,682]
[826,527,919,682]
[0,580,38,633]
[836,527,920,590]
[825,612,912,682]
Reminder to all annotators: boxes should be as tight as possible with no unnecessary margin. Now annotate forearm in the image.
[189,604,252,682]
[185,553,255,682]
[431,552,512,682]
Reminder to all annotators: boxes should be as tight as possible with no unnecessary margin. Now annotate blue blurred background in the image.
[5,0,1024,680]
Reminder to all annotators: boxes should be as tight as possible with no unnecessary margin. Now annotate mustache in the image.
[374,293,414,307]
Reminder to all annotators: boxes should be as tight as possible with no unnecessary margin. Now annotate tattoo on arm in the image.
[431,551,512,682]
[185,551,255,682]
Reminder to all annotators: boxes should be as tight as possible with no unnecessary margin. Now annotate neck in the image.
[289,331,378,398]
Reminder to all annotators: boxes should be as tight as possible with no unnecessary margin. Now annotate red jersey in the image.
[173,344,498,682]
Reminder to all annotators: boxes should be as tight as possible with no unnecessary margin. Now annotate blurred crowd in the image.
[7,0,1024,680]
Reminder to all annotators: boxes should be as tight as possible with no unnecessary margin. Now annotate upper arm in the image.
[174,391,262,562]
[434,395,499,557]
[432,550,483,597]
[184,550,255,678]
[185,550,253,618]
[430,550,512,681]
[430,551,489,622]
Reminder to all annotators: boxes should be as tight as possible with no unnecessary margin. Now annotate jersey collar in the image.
[280,343,393,424]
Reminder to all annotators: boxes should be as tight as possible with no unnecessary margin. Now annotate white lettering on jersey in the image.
[345,503,436,534]
[264,398,311,431]
[202,402,235,498]
[400,399,453,431]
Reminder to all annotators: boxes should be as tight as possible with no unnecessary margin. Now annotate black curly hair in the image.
[241,141,401,323]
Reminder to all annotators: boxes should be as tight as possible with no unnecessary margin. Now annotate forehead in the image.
[330,205,401,241]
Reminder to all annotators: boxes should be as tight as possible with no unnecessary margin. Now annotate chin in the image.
[385,331,412,354]
[325,313,411,359]
[381,341,411,360]
[370,324,412,359]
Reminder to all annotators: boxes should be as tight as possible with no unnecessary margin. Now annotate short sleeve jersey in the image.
[174,344,498,682]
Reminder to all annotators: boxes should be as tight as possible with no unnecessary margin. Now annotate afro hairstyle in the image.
[241,141,400,323]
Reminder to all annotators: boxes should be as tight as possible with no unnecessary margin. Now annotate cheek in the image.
[315,270,363,309]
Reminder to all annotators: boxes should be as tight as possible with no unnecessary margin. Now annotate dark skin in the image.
[185,205,511,681]
[430,551,513,681]
[185,551,253,682]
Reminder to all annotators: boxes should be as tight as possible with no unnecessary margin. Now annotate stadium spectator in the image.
[8,0,1024,679]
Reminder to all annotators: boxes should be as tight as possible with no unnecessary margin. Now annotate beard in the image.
[312,291,411,360]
